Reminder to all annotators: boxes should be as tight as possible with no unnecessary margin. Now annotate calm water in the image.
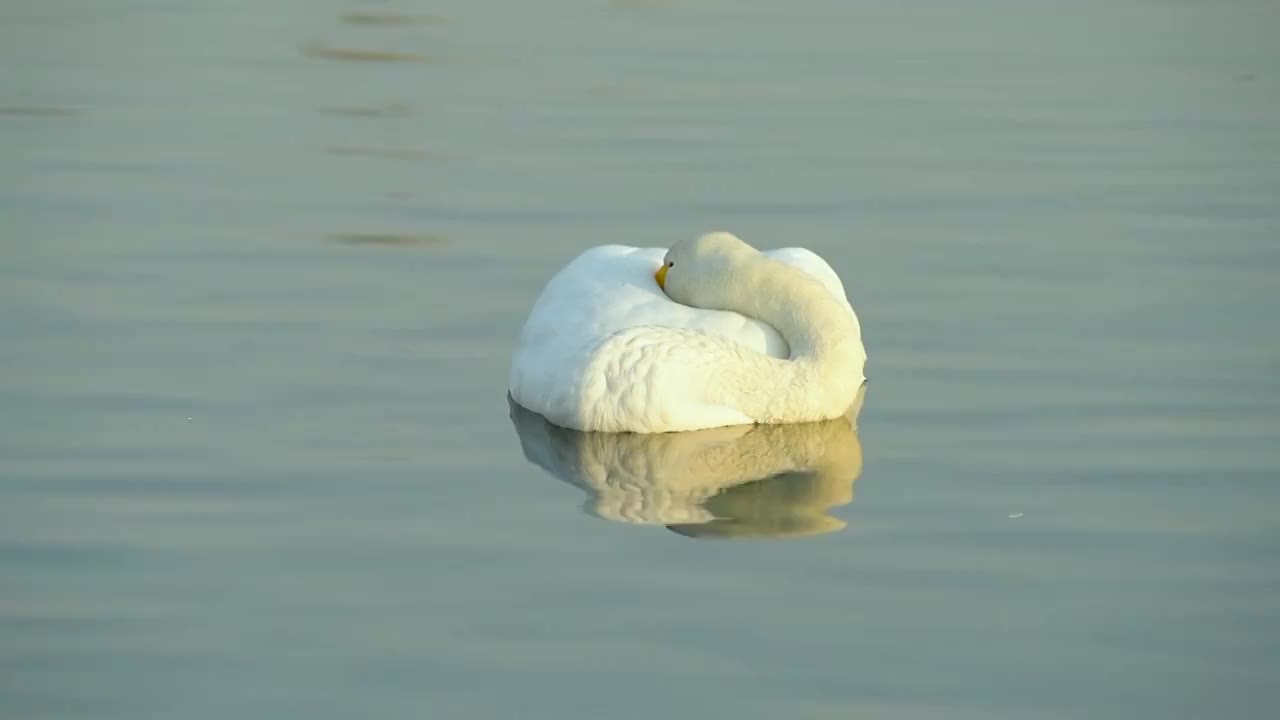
[3,0,1278,717]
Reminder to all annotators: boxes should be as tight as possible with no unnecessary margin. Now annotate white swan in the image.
[509,231,866,433]
[509,387,865,539]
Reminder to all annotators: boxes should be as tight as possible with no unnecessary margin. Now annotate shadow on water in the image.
[300,43,440,64]
[339,11,445,27]
[509,385,867,540]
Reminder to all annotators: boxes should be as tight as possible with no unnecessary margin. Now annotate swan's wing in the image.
[767,247,856,316]
[509,244,856,432]
[576,325,762,432]
[516,245,850,359]
[518,246,790,357]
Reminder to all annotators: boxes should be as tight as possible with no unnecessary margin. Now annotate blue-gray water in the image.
[3,1,1278,718]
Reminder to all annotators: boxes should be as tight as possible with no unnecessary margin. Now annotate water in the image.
[2,0,1278,717]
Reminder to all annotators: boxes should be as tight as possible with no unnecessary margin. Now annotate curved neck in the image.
[718,257,865,424]
[737,256,860,356]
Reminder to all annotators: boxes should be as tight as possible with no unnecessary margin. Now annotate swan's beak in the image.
[654,265,667,290]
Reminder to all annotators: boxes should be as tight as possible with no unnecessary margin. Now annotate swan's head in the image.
[655,231,756,307]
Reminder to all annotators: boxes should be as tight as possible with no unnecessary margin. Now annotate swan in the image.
[509,231,866,433]
[509,386,865,539]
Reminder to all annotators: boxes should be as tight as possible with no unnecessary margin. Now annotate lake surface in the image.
[2,0,1278,717]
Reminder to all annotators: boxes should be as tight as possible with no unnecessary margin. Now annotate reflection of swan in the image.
[509,232,866,433]
[509,385,866,539]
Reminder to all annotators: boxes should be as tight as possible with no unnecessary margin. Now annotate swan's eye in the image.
[667,261,674,267]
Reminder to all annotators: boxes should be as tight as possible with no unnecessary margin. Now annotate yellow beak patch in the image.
[655,264,668,289]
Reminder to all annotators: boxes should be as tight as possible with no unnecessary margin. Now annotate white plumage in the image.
[509,233,866,433]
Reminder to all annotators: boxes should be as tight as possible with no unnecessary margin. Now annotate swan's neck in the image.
[724,256,865,423]
[740,257,857,355]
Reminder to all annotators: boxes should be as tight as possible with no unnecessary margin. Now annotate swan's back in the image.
[509,244,857,432]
